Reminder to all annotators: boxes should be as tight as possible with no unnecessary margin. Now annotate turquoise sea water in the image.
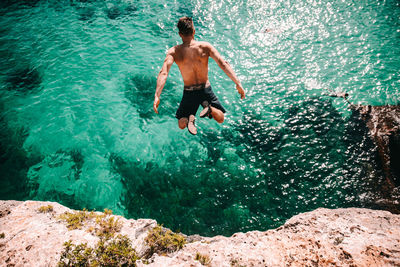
[0,0,399,236]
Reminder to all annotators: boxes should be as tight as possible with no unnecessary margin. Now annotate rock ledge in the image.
[1,200,399,267]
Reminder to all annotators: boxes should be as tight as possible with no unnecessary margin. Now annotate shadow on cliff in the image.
[347,104,400,213]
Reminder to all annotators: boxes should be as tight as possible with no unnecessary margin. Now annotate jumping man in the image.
[153,17,245,135]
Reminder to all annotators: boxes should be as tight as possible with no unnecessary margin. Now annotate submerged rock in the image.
[124,4,138,15]
[77,6,96,21]
[105,4,138,20]
[106,6,122,20]
[1,200,399,266]
[5,67,41,93]
[0,0,41,9]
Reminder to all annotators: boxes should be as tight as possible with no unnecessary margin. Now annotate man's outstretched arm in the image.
[208,44,245,99]
[154,49,175,114]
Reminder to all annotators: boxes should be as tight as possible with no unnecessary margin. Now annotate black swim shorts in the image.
[175,84,226,119]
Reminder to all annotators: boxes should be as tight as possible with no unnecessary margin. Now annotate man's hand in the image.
[236,84,245,99]
[153,96,160,114]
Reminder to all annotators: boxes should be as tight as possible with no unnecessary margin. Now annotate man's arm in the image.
[208,44,245,99]
[153,49,175,114]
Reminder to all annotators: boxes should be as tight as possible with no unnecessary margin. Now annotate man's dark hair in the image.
[177,17,194,36]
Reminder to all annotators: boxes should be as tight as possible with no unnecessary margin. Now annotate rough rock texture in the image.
[1,201,400,267]
[0,200,157,266]
[143,208,400,267]
[353,104,400,189]
[0,201,22,219]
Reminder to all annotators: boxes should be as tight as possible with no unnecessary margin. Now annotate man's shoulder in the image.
[196,41,212,47]
[167,46,177,54]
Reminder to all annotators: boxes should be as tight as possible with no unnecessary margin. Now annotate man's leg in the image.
[178,117,188,129]
[200,101,224,123]
[210,106,224,123]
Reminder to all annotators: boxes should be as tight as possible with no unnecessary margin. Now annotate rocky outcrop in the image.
[352,104,400,189]
[147,208,400,267]
[1,200,400,266]
[0,200,157,266]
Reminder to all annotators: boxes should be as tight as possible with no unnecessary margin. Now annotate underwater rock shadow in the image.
[0,0,41,10]
[5,67,42,94]
[232,98,349,155]
[124,74,177,122]
[108,153,184,228]
[106,4,138,20]
[230,96,377,150]
[77,6,96,22]
[124,74,157,120]
[108,152,257,236]
[70,1,138,22]
[231,97,380,177]
[228,109,284,157]
[176,4,194,18]
[0,105,42,199]
[283,97,345,137]
[199,130,225,164]
[25,149,85,209]
[106,6,121,20]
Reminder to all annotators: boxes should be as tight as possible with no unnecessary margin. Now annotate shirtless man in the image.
[153,17,245,135]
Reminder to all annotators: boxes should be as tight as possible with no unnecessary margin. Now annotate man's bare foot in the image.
[178,117,189,129]
[188,115,197,135]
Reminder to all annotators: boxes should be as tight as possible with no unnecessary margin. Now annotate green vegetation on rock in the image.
[58,209,136,266]
[94,213,122,239]
[144,225,186,258]
[37,205,54,213]
[58,235,138,267]
[58,208,122,236]
[195,252,211,266]
[58,210,186,266]
[58,209,95,230]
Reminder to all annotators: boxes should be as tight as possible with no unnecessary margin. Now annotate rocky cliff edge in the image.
[0,200,399,266]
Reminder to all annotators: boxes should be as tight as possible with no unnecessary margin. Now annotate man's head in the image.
[177,17,195,37]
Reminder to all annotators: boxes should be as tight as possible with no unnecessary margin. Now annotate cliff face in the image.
[1,200,400,267]
[353,105,400,190]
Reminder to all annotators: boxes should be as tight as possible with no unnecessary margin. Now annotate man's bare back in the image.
[153,17,244,135]
[170,41,210,86]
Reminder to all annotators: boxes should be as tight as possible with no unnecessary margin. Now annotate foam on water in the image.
[0,0,399,236]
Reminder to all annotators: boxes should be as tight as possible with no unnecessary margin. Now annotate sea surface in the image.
[0,0,399,236]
